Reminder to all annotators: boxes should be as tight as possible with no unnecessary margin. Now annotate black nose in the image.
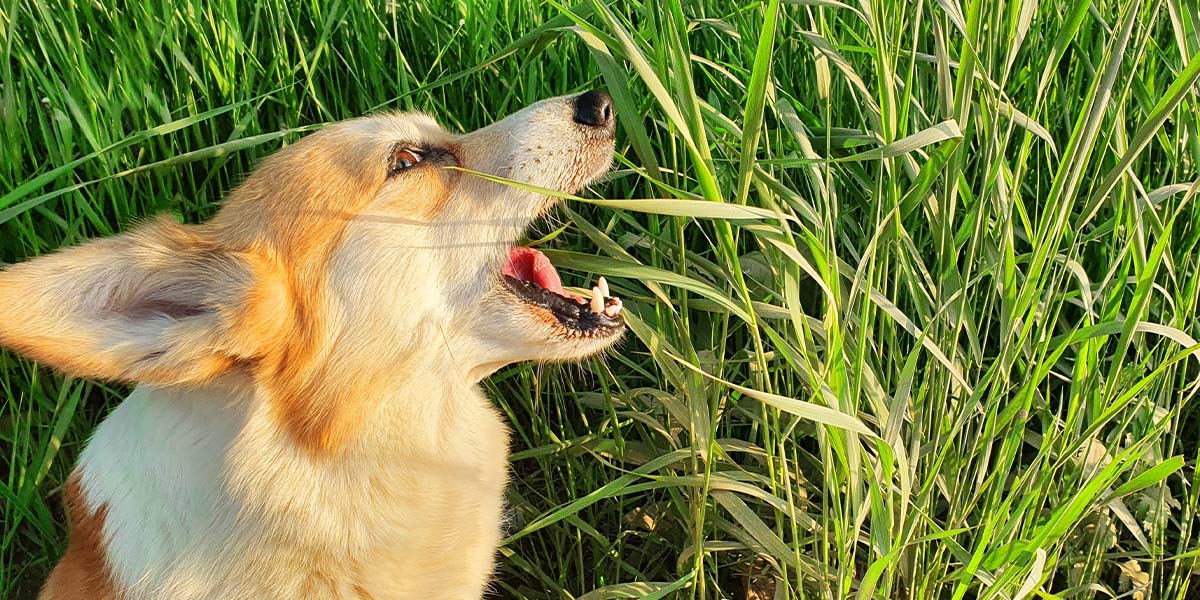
[573,90,615,130]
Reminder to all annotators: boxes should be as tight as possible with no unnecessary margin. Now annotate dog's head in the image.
[0,91,622,449]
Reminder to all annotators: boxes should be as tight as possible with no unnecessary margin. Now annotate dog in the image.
[0,91,624,599]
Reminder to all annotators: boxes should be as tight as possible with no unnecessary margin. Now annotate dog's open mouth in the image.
[502,246,624,335]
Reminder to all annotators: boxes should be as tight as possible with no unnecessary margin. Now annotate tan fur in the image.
[0,217,288,385]
[0,122,451,452]
[5,94,619,599]
[39,477,119,600]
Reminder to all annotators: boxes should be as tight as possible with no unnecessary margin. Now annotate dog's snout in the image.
[573,90,614,131]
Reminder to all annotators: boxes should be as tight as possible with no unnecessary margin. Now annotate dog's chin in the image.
[503,283,622,340]
[464,248,624,370]
[463,297,622,380]
[494,278,623,359]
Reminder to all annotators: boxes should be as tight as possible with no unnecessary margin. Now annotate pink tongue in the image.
[503,247,576,299]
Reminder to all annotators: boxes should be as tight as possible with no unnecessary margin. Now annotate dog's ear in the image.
[0,216,291,384]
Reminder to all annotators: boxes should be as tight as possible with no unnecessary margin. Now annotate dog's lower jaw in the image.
[468,360,511,382]
[53,372,509,600]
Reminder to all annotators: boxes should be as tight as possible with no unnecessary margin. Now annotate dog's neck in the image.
[76,352,511,597]
[166,355,496,456]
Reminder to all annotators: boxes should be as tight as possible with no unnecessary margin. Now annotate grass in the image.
[2,0,1199,597]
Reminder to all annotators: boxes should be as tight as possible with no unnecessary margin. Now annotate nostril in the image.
[573,90,615,129]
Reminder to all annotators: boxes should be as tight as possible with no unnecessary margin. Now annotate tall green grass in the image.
[3,0,1199,598]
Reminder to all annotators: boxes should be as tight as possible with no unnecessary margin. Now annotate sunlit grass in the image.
[2,0,1199,598]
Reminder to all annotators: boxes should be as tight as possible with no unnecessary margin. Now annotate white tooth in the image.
[598,276,609,298]
[590,287,604,313]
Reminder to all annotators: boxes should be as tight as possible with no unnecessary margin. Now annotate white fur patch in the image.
[79,375,510,599]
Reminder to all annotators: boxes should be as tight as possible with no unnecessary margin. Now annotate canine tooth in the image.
[590,287,604,313]
[598,277,609,298]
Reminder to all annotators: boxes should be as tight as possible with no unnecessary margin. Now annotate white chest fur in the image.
[75,376,510,599]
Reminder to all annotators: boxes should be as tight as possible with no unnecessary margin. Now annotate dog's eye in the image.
[388,146,424,176]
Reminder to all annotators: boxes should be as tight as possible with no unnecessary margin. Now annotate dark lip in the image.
[501,275,625,335]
